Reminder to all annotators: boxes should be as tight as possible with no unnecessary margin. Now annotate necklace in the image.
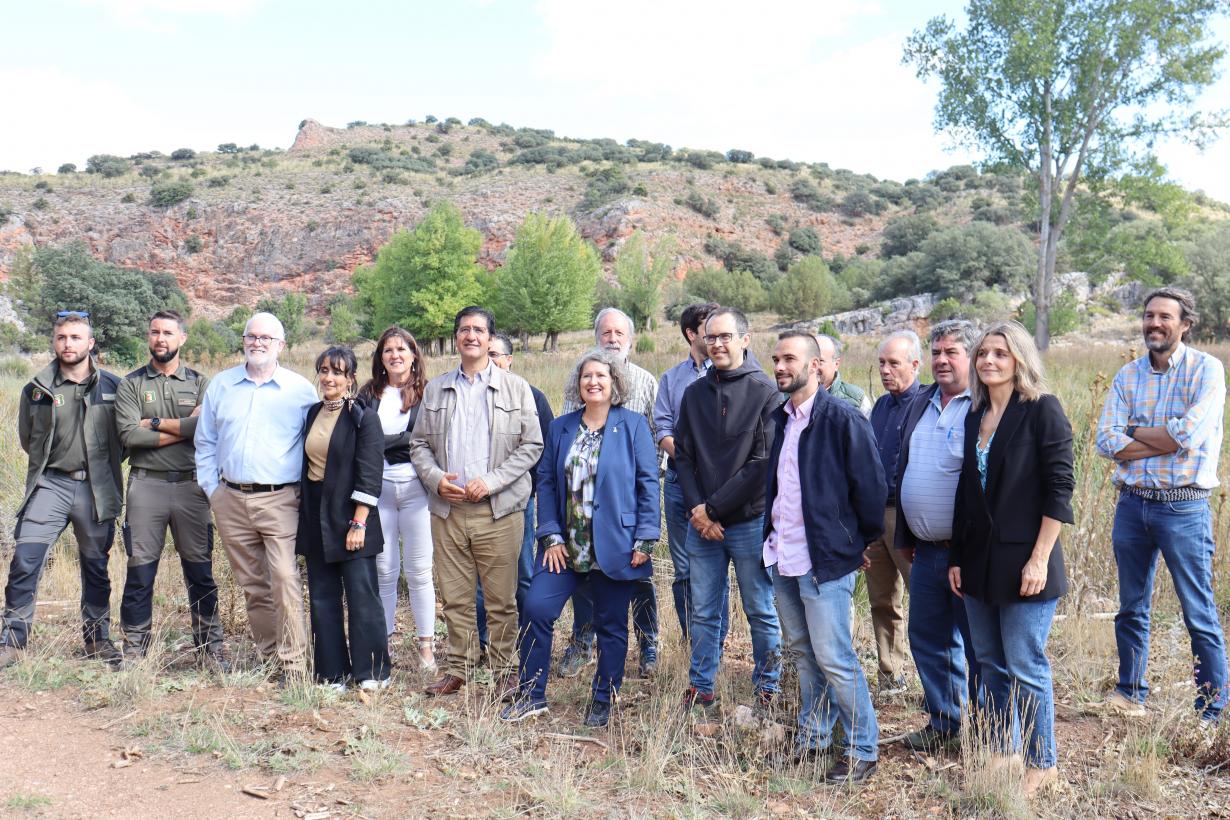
[323,398,345,411]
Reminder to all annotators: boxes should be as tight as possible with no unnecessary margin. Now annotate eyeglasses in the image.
[242,334,281,345]
[490,352,512,360]
[55,310,90,319]
[702,333,736,346]
[457,325,489,337]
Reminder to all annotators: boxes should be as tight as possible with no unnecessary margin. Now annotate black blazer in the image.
[950,391,1074,603]
[297,401,385,563]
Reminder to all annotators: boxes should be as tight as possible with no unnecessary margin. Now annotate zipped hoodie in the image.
[674,359,781,525]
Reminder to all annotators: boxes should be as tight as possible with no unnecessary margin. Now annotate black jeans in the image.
[301,481,389,683]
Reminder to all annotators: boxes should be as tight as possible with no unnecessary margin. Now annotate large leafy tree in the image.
[355,202,485,353]
[492,213,600,352]
[600,230,673,332]
[905,0,1228,349]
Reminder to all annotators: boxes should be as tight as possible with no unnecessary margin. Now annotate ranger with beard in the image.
[115,310,227,669]
[0,311,124,669]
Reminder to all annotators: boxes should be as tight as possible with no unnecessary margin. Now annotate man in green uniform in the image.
[816,333,873,417]
[0,311,124,669]
[115,310,226,668]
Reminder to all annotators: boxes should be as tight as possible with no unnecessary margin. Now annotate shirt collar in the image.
[891,379,922,405]
[930,385,970,409]
[786,391,817,421]
[1147,342,1187,374]
[231,364,286,387]
[455,361,493,385]
[144,361,188,380]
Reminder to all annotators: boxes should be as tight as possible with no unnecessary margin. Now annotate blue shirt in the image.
[898,388,970,542]
[653,355,710,446]
[869,379,922,501]
[194,364,318,498]
[1096,342,1225,490]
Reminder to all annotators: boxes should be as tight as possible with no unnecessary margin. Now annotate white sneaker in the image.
[320,681,347,693]
[360,678,391,692]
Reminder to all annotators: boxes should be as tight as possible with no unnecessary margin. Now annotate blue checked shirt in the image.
[1096,343,1225,490]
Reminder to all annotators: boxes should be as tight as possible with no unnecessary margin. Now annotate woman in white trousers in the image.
[358,327,436,671]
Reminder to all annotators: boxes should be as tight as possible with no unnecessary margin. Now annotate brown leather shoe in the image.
[493,672,521,703]
[424,674,465,696]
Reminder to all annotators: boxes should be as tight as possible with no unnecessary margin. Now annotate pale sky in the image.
[3,0,1229,200]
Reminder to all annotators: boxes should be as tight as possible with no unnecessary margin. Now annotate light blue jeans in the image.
[773,566,879,761]
[963,594,1058,768]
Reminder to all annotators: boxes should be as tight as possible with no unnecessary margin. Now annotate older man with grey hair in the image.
[864,329,923,695]
[894,319,981,753]
[195,311,318,679]
[815,334,872,418]
[557,306,661,678]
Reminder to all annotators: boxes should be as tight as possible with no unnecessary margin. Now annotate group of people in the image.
[0,286,1223,794]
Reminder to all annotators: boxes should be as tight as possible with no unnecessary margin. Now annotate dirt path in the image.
[0,688,279,819]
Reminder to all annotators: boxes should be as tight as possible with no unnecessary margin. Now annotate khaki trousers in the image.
[864,507,912,682]
[431,500,523,677]
[210,484,307,672]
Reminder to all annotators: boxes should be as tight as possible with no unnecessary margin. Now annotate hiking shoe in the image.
[199,645,233,674]
[84,640,123,669]
[638,651,659,679]
[682,687,719,721]
[500,698,549,722]
[359,678,391,692]
[121,643,146,668]
[0,645,21,671]
[583,700,612,728]
[878,674,908,697]
[902,725,960,753]
[822,757,877,786]
[1105,690,1147,717]
[556,642,595,678]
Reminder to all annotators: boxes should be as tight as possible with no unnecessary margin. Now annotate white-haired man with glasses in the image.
[195,311,317,680]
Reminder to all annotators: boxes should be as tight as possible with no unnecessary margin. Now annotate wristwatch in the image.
[1124,425,1138,439]
[150,417,162,430]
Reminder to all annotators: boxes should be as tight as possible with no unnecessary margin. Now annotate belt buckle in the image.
[166,471,181,483]
[239,482,254,492]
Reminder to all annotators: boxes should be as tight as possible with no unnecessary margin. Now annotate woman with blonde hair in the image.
[947,320,1074,796]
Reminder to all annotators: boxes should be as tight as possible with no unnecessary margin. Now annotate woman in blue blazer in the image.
[501,348,661,728]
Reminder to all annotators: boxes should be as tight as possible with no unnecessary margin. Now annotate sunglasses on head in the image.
[55,310,90,319]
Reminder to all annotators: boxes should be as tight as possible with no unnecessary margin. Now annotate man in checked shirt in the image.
[1097,287,1227,723]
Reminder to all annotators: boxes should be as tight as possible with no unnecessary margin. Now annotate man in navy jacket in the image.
[763,331,887,785]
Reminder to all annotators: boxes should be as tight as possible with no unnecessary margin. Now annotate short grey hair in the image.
[929,319,977,353]
[879,329,922,363]
[594,307,635,341]
[814,333,843,359]
[244,311,286,340]
[569,347,630,407]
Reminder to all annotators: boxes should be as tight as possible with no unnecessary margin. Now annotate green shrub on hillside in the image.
[170,148,196,161]
[86,154,130,178]
[683,266,767,312]
[727,149,754,164]
[787,227,821,255]
[880,213,938,259]
[771,256,851,321]
[184,235,203,253]
[683,192,719,218]
[581,167,630,210]
[1021,290,1081,337]
[57,163,76,174]
[149,179,194,207]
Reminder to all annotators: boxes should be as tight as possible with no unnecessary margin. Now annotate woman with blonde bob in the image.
[947,320,1074,796]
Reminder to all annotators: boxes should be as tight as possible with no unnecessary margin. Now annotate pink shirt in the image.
[764,392,815,576]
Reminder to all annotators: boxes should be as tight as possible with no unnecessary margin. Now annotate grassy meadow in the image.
[0,316,1228,818]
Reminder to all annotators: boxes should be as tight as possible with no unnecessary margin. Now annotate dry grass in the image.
[1,319,1228,816]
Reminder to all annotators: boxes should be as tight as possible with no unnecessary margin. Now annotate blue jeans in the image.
[773,566,878,761]
[665,469,730,643]
[908,542,980,733]
[687,516,781,695]
[964,594,1058,768]
[518,562,636,705]
[1113,492,1228,719]
[476,499,537,648]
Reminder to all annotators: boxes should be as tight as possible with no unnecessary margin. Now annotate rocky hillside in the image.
[0,117,1216,317]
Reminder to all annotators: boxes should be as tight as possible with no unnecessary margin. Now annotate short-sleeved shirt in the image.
[899,389,970,542]
[46,371,88,473]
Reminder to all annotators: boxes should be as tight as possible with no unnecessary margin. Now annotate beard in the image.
[779,370,809,394]
[57,348,89,366]
[150,344,179,364]
[1144,333,1176,353]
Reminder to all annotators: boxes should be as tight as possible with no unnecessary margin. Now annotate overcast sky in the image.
[4,0,1229,200]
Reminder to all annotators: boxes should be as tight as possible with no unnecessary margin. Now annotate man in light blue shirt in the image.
[893,319,981,753]
[195,312,317,678]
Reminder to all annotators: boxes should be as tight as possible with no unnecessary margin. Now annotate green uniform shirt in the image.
[115,362,210,473]
[46,371,88,473]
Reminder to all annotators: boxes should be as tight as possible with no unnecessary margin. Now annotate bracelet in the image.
[348,519,367,530]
